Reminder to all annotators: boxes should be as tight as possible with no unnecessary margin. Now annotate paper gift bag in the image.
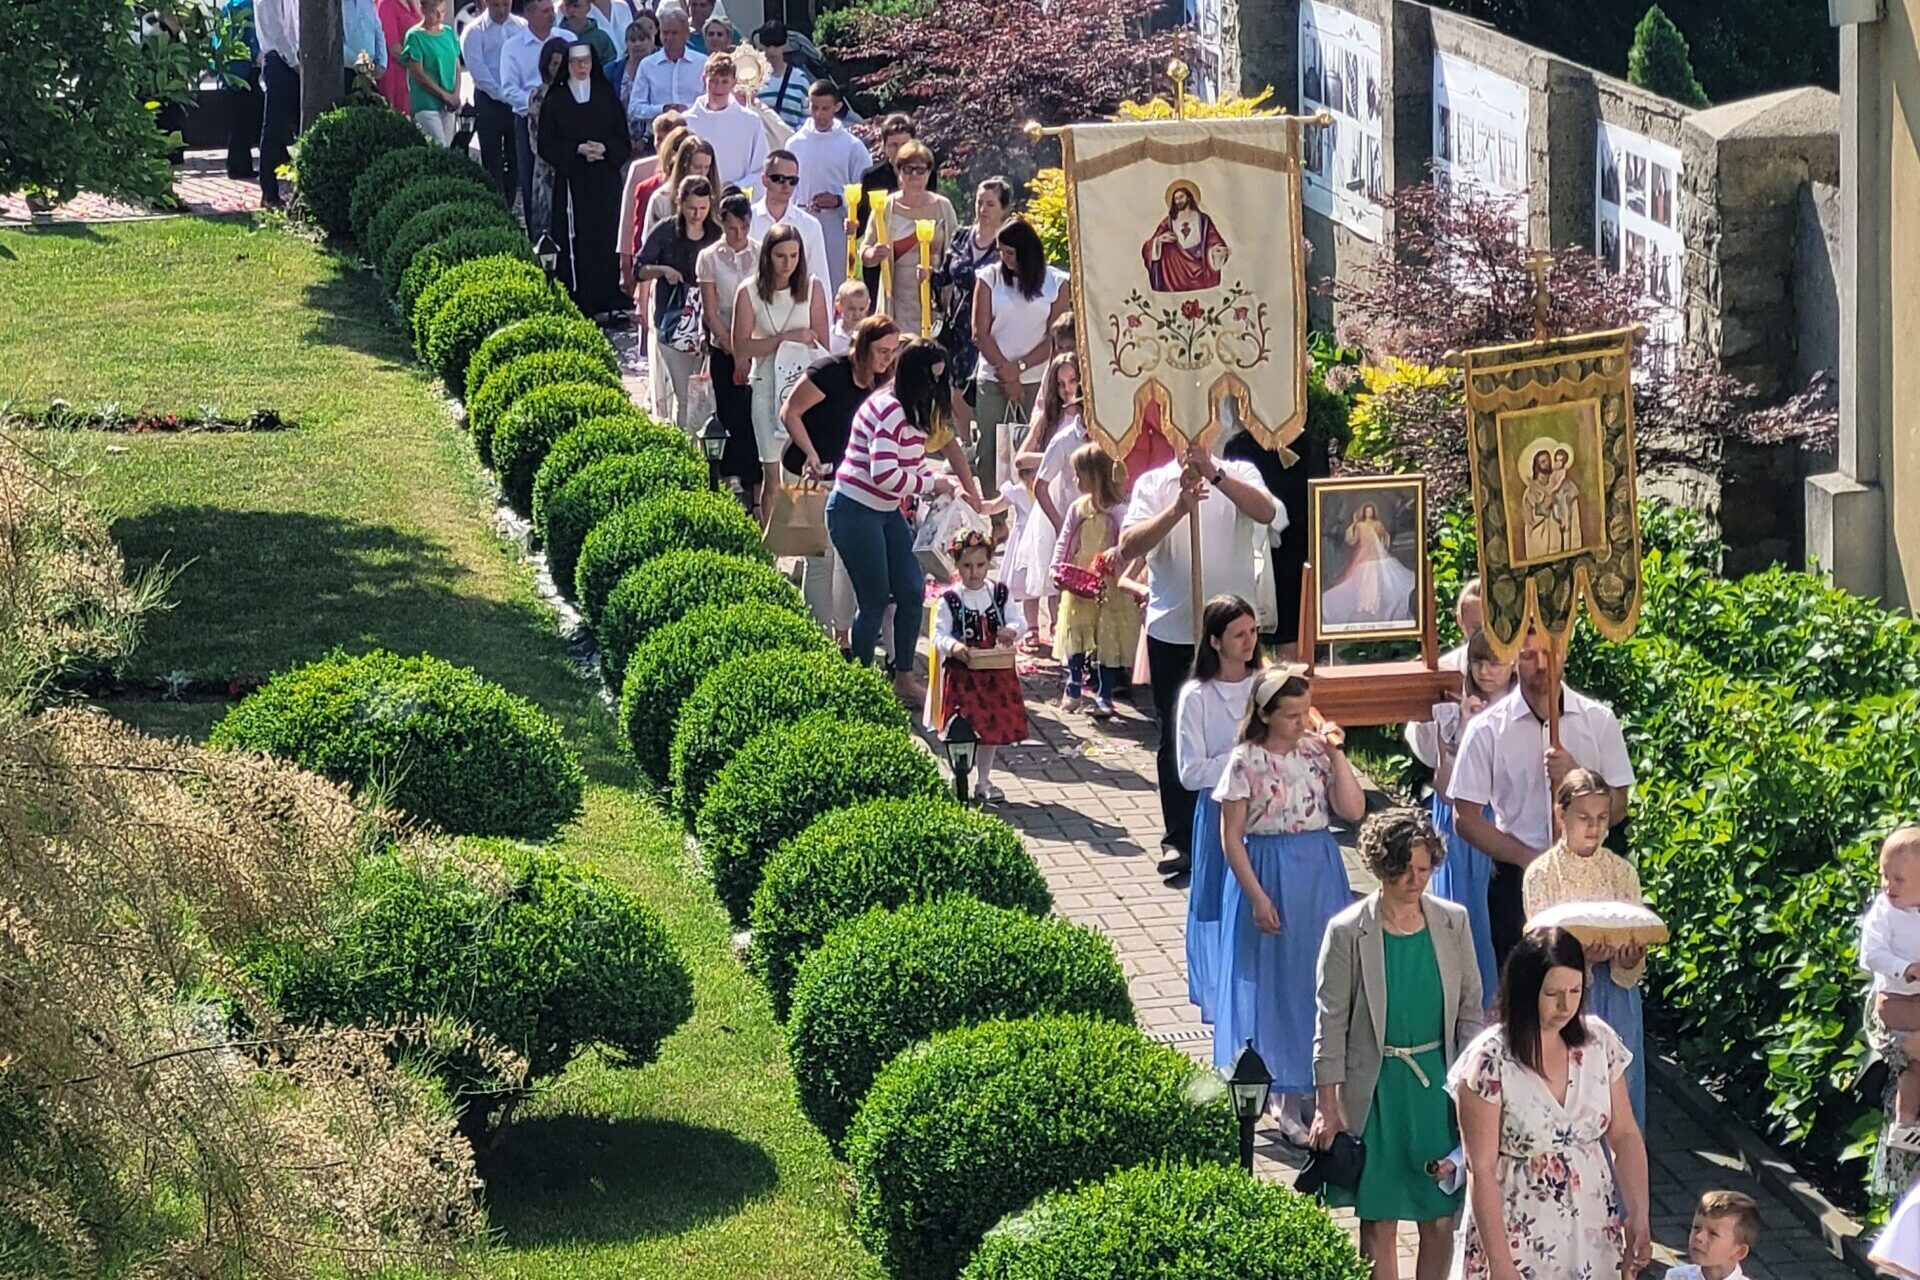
[764,483,829,557]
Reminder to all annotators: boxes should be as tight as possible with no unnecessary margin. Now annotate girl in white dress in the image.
[732,221,827,524]
[1008,353,1084,653]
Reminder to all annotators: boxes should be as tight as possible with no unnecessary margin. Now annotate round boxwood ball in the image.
[697,713,943,924]
[425,276,579,399]
[789,897,1134,1149]
[468,315,620,436]
[467,351,624,466]
[595,550,805,690]
[575,490,771,621]
[671,650,905,824]
[532,413,690,541]
[960,1161,1370,1280]
[545,451,708,602]
[398,226,538,319]
[209,649,584,839]
[293,105,426,239]
[349,144,490,245]
[380,198,516,289]
[750,797,1051,1019]
[365,176,501,275]
[492,383,637,513]
[618,603,834,784]
[410,253,546,355]
[846,1014,1239,1280]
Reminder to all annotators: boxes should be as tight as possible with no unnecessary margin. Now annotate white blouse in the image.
[931,582,1028,657]
[1175,674,1255,794]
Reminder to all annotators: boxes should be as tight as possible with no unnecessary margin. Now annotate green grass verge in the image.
[0,219,880,1280]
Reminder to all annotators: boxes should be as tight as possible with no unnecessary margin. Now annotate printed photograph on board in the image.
[1599,146,1621,204]
[1625,152,1647,215]
[1599,215,1620,272]
[1651,163,1673,228]
[1496,401,1608,568]
[1311,476,1426,642]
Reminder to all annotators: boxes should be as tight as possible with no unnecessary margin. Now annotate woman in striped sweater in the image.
[827,338,968,704]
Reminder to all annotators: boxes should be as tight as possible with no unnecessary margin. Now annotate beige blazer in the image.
[1312,893,1486,1137]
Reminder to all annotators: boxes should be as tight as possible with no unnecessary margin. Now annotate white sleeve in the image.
[1445,715,1496,807]
[1121,466,1167,534]
[1405,715,1441,769]
[1863,898,1914,980]
[1175,683,1232,793]
[932,597,964,657]
[1591,709,1635,787]
[999,590,1026,635]
[1223,457,1286,534]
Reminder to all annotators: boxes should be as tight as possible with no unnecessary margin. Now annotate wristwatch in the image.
[1211,467,1224,485]
[1017,358,1029,373]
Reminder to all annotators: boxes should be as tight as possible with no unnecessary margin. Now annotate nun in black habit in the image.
[536,40,632,320]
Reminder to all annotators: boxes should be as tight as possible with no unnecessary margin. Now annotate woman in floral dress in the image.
[1448,927,1652,1280]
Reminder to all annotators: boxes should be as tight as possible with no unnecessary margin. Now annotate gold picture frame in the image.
[1309,474,1427,644]
[1494,399,1610,570]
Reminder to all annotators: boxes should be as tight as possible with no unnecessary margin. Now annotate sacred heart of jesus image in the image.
[1110,177,1270,377]
[1142,180,1230,292]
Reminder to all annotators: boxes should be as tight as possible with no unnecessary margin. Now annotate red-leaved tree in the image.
[826,0,1185,180]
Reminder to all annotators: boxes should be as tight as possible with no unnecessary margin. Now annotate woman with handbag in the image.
[635,174,722,431]
[970,218,1068,497]
[732,221,828,522]
[696,191,762,499]
[1311,807,1485,1280]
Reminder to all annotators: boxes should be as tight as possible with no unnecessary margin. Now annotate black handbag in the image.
[1295,1131,1366,1197]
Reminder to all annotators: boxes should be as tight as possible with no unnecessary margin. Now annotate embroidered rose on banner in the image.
[1107,282,1272,377]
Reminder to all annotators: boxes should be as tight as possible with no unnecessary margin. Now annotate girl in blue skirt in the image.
[1213,664,1365,1146]
[1177,595,1264,1023]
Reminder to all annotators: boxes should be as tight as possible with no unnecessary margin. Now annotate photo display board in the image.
[1595,122,1684,363]
[1298,0,1383,241]
[1432,52,1530,236]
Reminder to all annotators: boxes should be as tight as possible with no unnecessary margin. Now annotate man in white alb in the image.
[787,78,870,291]
[686,52,767,190]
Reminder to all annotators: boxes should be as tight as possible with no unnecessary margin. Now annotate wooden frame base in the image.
[1297,562,1457,727]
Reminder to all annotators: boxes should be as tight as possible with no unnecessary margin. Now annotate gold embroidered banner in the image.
[1060,117,1309,456]
[1462,325,1643,658]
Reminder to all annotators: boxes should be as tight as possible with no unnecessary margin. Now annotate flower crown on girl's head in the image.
[947,529,993,561]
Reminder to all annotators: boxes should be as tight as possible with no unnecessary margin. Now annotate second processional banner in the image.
[1059,116,1309,457]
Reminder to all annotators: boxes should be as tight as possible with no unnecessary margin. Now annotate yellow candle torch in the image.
[843,183,864,280]
[872,190,893,309]
[915,219,936,338]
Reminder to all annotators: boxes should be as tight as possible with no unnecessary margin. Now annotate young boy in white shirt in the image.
[827,280,869,355]
[1665,1190,1758,1280]
[1862,826,1920,1151]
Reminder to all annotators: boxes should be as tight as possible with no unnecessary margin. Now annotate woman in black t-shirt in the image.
[635,175,721,432]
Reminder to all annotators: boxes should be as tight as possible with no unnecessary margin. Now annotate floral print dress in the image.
[1446,1018,1631,1280]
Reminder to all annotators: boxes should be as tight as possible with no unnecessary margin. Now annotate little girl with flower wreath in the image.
[927,528,1027,801]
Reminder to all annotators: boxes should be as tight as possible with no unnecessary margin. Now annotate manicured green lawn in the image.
[0,218,881,1280]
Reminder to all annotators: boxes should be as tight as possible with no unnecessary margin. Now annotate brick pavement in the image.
[987,660,1856,1280]
[1,151,259,226]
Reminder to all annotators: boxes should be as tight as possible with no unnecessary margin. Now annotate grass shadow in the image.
[480,1115,779,1246]
[299,259,415,368]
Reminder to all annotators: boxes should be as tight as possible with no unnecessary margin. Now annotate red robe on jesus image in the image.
[1141,181,1230,293]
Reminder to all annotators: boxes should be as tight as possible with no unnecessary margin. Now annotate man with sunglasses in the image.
[750,150,830,294]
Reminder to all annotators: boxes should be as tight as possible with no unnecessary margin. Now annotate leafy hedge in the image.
[379,198,516,291]
[788,896,1133,1148]
[846,1014,1239,1280]
[960,1161,1369,1280]
[545,451,708,602]
[594,549,805,688]
[468,315,621,444]
[697,714,944,924]
[209,649,583,840]
[531,413,691,541]
[468,353,624,469]
[751,797,1052,1019]
[366,176,501,278]
[618,602,835,783]
[575,489,771,621]
[398,226,537,318]
[294,105,426,239]
[492,384,638,515]
[424,275,578,399]
[670,649,906,822]
[349,144,491,245]
[410,254,546,355]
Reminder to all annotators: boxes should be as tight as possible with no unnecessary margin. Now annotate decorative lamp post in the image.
[697,415,729,491]
[1226,1039,1273,1174]
[942,712,979,805]
[533,232,560,276]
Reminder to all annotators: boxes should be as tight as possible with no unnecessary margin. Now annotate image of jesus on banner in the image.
[1142,179,1231,292]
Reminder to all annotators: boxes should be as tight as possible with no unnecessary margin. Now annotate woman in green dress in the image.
[1311,808,1486,1280]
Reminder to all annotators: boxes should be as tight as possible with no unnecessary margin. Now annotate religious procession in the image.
[9,0,1920,1278]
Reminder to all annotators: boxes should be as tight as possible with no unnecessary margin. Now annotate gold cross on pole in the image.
[1525,251,1553,342]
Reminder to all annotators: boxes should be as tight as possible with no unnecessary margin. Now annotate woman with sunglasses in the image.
[859,138,957,339]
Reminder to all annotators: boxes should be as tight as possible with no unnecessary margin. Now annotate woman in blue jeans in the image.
[826,339,969,705]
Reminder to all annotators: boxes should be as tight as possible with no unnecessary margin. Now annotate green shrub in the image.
[467,314,621,435]
[546,451,708,601]
[467,351,624,467]
[960,1162,1369,1280]
[532,413,690,540]
[789,897,1133,1148]
[671,650,905,823]
[293,105,426,239]
[257,839,693,1127]
[697,713,943,923]
[751,797,1051,1018]
[209,649,584,839]
[379,197,516,289]
[575,490,771,620]
[410,253,546,354]
[398,225,537,318]
[846,1014,1238,1280]
[492,384,637,514]
[594,558,799,695]
[424,276,579,399]
[349,144,491,245]
[618,603,834,784]
[365,175,501,275]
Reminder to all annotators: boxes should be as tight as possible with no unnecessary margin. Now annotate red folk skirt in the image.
[940,652,1027,745]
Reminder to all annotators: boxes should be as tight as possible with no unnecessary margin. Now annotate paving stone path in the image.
[1,152,260,226]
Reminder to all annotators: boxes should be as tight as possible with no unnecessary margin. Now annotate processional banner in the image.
[1059,117,1308,458]
[1462,325,1644,659]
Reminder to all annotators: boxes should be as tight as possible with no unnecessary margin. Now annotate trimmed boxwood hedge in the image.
[468,315,620,434]
[349,144,491,245]
[467,351,624,467]
[424,275,578,398]
[788,896,1134,1148]
[209,649,583,840]
[594,550,806,686]
[379,198,515,289]
[697,713,944,924]
[575,489,771,621]
[256,838,694,1130]
[846,1014,1240,1280]
[410,254,545,353]
[532,415,695,542]
[365,176,500,275]
[293,105,426,239]
[618,603,834,784]
[750,797,1051,1018]
[397,225,538,317]
[670,650,905,823]
[960,1162,1370,1280]
[545,451,708,601]
[492,383,636,514]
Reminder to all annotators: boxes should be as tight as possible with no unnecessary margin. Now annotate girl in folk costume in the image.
[928,529,1027,803]
[1213,665,1365,1145]
[1049,443,1140,718]
[1008,353,1086,652]
[1523,767,1650,1130]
